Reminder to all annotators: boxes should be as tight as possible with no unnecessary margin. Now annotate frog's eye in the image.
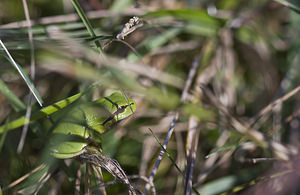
[101,103,134,126]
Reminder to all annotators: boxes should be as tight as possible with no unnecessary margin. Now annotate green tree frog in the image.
[50,92,136,159]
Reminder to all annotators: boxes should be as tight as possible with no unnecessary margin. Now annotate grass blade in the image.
[0,39,43,107]
[71,0,104,54]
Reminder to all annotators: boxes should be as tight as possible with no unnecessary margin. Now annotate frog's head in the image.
[95,92,136,126]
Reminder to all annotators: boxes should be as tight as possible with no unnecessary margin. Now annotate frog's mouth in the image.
[101,103,134,126]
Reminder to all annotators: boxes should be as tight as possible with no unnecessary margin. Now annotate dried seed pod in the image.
[117,16,143,40]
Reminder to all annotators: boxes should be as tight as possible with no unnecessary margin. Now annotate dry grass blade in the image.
[199,84,290,161]
[0,8,145,29]
[2,164,46,191]
[17,0,36,154]
[249,85,300,126]
[41,28,184,89]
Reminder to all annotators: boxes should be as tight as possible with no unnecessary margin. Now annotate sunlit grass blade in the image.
[0,79,26,111]
[0,39,43,107]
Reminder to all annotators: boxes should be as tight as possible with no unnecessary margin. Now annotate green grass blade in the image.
[71,0,104,54]
[0,79,26,111]
[0,39,44,107]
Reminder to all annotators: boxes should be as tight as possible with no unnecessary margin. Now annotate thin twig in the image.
[17,0,36,153]
[249,85,300,126]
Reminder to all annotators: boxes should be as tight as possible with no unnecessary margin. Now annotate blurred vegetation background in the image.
[1,0,300,194]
